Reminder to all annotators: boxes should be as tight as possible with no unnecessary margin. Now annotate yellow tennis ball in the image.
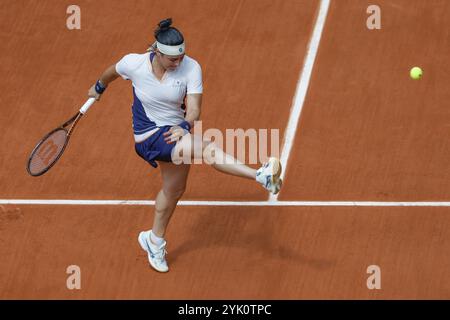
[410,67,423,80]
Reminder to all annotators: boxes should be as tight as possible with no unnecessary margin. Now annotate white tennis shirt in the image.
[115,52,203,142]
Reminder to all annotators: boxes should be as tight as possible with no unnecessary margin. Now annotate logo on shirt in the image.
[172,80,183,87]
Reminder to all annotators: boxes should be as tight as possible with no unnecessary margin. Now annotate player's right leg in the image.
[138,161,190,273]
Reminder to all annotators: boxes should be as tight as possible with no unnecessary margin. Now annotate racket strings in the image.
[28,129,68,176]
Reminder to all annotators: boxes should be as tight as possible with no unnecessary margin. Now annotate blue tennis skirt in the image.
[134,126,177,168]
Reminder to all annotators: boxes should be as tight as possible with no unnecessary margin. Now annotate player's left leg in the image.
[172,133,282,194]
[172,133,256,178]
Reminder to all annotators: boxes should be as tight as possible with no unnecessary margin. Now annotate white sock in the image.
[150,230,165,246]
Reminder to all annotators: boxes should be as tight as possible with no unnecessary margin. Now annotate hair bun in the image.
[158,18,172,30]
[153,18,183,45]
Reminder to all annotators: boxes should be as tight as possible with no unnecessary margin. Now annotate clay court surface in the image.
[1,0,449,299]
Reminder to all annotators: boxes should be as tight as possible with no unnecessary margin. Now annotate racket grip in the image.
[80,97,96,114]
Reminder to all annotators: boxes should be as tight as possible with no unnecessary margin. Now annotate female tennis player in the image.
[88,18,282,272]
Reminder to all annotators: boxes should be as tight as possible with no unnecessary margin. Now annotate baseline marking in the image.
[270,0,331,201]
[1,200,450,207]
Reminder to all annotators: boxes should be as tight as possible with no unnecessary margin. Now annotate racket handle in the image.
[80,97,96,114]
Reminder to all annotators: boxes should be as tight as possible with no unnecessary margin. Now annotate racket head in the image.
[27,128,70,176]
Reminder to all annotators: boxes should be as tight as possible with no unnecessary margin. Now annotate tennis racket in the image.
[26,97,96,177]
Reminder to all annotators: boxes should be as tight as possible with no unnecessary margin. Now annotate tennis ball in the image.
[410,67,423,80]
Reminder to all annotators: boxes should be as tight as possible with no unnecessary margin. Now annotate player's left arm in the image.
[184,93,202,127]
[179,61,203,132]
[163,94,202,143]
[164,61,203,143]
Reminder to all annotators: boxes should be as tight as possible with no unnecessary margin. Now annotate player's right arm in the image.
[88,64,120,100]
[89,54,142,100]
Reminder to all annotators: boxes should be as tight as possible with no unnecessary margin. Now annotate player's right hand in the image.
[88,84,102,101]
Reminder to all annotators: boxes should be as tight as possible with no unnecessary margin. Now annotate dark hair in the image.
[154,18,184,46]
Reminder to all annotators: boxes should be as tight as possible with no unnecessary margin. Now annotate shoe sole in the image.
[273,178,283,195]
[269,157,282,183]
[138,232,169,273]
[268,157,282,195]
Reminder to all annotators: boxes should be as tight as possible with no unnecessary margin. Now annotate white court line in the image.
[1,199,450,207]
[269,0,331,202]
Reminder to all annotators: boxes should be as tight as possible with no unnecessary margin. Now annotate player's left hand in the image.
[163,126,189,144]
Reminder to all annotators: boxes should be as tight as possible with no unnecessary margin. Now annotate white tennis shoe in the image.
[138,230,169,273]
[256,157,283,195]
